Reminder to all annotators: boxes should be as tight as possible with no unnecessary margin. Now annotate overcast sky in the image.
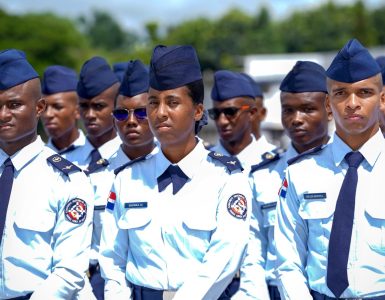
[0,0,382,34]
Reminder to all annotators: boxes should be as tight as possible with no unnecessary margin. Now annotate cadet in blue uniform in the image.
[209,70,276,172]
[99,45,251,300]
[0,49,93,299]
[40,65,87,157]
[235,61,331,300]
[275,39,385,299]
[76,56,122,299]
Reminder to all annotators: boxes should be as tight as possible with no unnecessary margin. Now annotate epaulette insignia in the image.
[114,155,147,175]
[208,151,243,173]
[250,150,281,174]
[287,144,326,165]
[47,155,81,175]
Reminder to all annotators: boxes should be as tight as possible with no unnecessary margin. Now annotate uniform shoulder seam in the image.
[47,154,81,176]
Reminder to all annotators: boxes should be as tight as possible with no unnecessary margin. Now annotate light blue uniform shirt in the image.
[275,130,385,299]
[233,145,298,299]
[46,129,86,158]
[99,140,252,300]
[0,137,94,299]
[211,135,276,173]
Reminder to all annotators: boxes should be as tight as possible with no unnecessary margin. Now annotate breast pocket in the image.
[298,198,334,253]
[261,202,277,228]
[365,203,385,255]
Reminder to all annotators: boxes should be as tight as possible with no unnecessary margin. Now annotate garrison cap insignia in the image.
[64,198,87,224]
[227,193,247,220]
[47,154,81,175]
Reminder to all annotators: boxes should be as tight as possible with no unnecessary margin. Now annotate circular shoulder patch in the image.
[64,198,87,224]
[227,193,247,220]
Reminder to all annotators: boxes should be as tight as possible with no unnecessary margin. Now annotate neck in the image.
[161,136,197,164]
[1,133,37,156]
[122,142,155,160]
[293,135,330,154]
[221,133,252,156]
[88,128,117,149]
[52,128,79,150]
[337,125,379,151]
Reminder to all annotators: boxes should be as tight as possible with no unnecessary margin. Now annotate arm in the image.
[30,172,94,299]
[274,170,312,300]
[173,171,252,300]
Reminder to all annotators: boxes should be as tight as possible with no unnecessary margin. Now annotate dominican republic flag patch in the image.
[106,191,116,210]
[278,178,288,200]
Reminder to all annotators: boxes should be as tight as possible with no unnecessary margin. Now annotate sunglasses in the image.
[112,107,147,121]
[208,105,250,120]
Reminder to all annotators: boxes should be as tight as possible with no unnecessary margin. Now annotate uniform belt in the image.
[311,290,385,300]
[132,283,176,300]
[7,293,32,300]
[268,285,281,300]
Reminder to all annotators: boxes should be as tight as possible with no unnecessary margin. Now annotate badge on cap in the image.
[65,198,87,224]
[227,193,247,220]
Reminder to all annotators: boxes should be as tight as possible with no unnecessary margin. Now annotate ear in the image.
[74,105,81,121]
[36,98,46,118]
[194,103,204,121]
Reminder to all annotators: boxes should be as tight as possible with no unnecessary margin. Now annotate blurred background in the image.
[1,0,385,147]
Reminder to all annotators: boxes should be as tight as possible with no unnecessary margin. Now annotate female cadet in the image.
[99,45,252,300]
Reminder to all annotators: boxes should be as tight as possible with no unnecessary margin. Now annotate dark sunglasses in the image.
[112,107,147,121]
[208,105,250,120]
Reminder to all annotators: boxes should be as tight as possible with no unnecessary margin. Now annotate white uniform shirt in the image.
[99,140,252,300]
[0,137,94,299]
[46,129,86,158]
[275,130,385,299]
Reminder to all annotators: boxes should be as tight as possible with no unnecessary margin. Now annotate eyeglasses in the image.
[208,105,250,120]
[112,107,147,121]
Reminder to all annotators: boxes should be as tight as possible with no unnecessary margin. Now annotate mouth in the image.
[0,123,13,129]
[290,128,307,137]
[156,123,171,130]
[345,114,363,121]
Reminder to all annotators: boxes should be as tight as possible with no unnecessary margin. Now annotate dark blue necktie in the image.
[157,165,189,195]
[327,151,364,298]
[0,158,14,240]
[87,149,106,173]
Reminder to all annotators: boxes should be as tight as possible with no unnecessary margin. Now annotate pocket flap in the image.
[299,197,334,220]
[118,206,152,229]
[15,210,56,232]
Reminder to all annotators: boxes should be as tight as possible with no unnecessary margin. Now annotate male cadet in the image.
[375,56,385,134]
[275,38,385,299]
[113,61,129,82]
[209,70,276,172]
[40,65,86,158]
[233,61,331,300]
[76,56,121,299]
[0,49,93,299]
[241,73,270,141]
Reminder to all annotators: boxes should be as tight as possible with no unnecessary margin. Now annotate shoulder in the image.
[47,154,82,176]
[251,147,284,174]
[287,144,327,166]
[114,154,148,175]
[207,151,243,173]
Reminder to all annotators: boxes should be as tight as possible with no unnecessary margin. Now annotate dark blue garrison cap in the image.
[149,45,202,91]
[375,56,385,84]
[113,62,129,82]
[211,70,255,101]
[241,73,263,98]
[280,61,327,93]
[42,65,77,95]
[77,56,119,99]
[326,38,380,83]
[0,49,39,90]
[119,60,149,97]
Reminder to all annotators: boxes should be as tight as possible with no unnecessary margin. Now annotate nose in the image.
[216,111,229,126]
[156,102,168,121]
[292,111,304,126]
[0,105,12,122]
[42,105,54,118]
[346,93,360,110]
[84,108,96,120]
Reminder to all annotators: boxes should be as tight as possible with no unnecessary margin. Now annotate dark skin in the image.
[251,96,267,140]
[326,74,385,150]
[78,83,119,148]
[147,86,203,163]
[212,97,256,155]
[41,91,80,150]
[114,93,155,160]
[0,78,46,156]
[379,86,385,134]
[281,91,331,154]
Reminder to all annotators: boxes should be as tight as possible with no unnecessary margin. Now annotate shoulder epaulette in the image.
[208,151,243,173]
[250,149,282,174]
[47,154,81,175]
[287,144,326,166]
[114,155,147,175]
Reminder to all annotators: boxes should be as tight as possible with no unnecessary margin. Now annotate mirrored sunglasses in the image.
[208,105,250,120]
[112,107,147,121]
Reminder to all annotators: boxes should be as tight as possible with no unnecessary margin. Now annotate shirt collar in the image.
[89,135,121,161]
[332,129,384,168]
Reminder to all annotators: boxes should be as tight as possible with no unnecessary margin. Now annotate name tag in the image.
[304,193,326,200]
[261,202,277,210]
[124,202,148,209]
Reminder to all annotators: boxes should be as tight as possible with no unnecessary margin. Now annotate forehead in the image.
[43,91,77,104]
[213,97,245,107]
[0,81,33,102]
[148,86,189,98]
[327,75,380,92]
[116,93,148,107]
[280,92,326,106]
